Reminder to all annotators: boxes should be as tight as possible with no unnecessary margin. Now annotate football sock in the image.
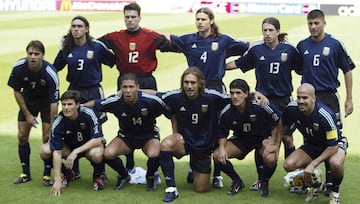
[146,156,160,178]
[331,176,343,193]
[72,158,80,174]
[91,161,103,177]
[160,151,176,187]
[43,158,52,176]
[213,162,221,177]
[126,152,135,170]
[19,143,31,175]
[105,158,128,177]
[219,160,243,184]
[325,161,333,184]
[254,148,264,181]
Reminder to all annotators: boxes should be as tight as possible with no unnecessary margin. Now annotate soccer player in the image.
[7,40,59,186]
[167,7,250,187]
[53,15,115,179]
[213,79,281,198]
[85,73,167,191]
[157,67,230,202]
[40,90,105,195]
[296,9,354,196]
[273,83,345,203]
[98,2,172,174]
[226,17,301,191]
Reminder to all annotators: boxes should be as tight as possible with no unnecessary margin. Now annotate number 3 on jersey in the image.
[129,51,139,63]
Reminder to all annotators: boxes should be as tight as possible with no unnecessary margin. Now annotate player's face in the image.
[61,99,79,120]
[230,88,248,107]
[124,10,141,31]
[262,23,279,45]
[71,19,88,40]
[183,74,199,99]
[195,12,213,34]
[121,79,139,104]
[26,47,43,70]
[296,89,315,115]
[307,17,325,39]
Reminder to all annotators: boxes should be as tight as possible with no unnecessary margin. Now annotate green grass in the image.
[0,11,359,204]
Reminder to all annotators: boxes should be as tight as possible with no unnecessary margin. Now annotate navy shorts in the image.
[186,147,212,174]
[299,143,327,160]
[18,105,50,123]
[117,127,160,150]
[315,90,342,129]
[228,135,262,160]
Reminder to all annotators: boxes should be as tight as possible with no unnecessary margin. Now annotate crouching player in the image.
[213,79,281,198]
[273,83,346,203]
[40,90,106,196]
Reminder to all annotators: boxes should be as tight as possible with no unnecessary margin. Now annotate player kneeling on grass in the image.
[40,90,106,196]
[213,79,281,198]
[273,83,345,204]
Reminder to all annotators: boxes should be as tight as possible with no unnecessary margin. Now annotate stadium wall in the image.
[0,0,359,16]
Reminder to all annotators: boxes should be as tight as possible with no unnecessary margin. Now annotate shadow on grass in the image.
[1,134,359,204]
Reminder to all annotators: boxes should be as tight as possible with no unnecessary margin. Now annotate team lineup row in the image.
[7,2,354,204]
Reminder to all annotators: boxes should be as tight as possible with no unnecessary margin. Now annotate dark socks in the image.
[146,157,160,178]
[126,152,135,170]
[219,160,243,184]
[19,143,30,175]
[160,151,176,187]
[105,158,128,177]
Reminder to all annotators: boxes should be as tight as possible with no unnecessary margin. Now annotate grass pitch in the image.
[0,11,359,204]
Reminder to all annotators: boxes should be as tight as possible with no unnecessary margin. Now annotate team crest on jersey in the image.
[250,114,256,122]
[322,47,330,56]
[24,77,29,82]
[141,108,148,116]
[313,123,319,131]
[40,79,47,86]
[201,104,208,113]
[80,122,86,130]
[211,42,218,51]
[86,50,94,59]
[281,53,288,62]
[129,42,136,51]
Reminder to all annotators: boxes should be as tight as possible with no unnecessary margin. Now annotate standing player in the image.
[157,67,230,202]
[213,79,281,198]
[53,15,115,179]
[98,2,172,174]
[274,83,345,203]
[85,74,167,191]
[40,90,106,195]
[296,9,354,195]
[7,40,59,186]
[167,7,250,187]
[226,17,301,191]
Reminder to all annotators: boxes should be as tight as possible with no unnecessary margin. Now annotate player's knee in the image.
[283,160,296,172]
[39,143,52,160]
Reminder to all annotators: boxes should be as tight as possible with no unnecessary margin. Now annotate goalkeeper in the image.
[270,83,345,203]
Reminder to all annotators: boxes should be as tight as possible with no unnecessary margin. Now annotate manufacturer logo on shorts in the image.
[322,47,330,56]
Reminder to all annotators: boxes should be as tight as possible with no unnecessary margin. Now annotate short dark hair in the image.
[26,40,45,54]
[119,73,139,86]
[61,90,81,103]
[124,2,141,16]
[229,79,249,93]
[307,9,325,20]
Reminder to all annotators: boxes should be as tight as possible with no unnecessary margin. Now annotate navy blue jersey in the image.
[50,105,103,150]
[159,89,230,151]
[53,39,115,88]
[235,42,301,97]
[7,58,59,108]
[93,92,166,137]
[297,34,355,91]
[218,101,280,143]
[282,101,339,147]
[170,33,249,81]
